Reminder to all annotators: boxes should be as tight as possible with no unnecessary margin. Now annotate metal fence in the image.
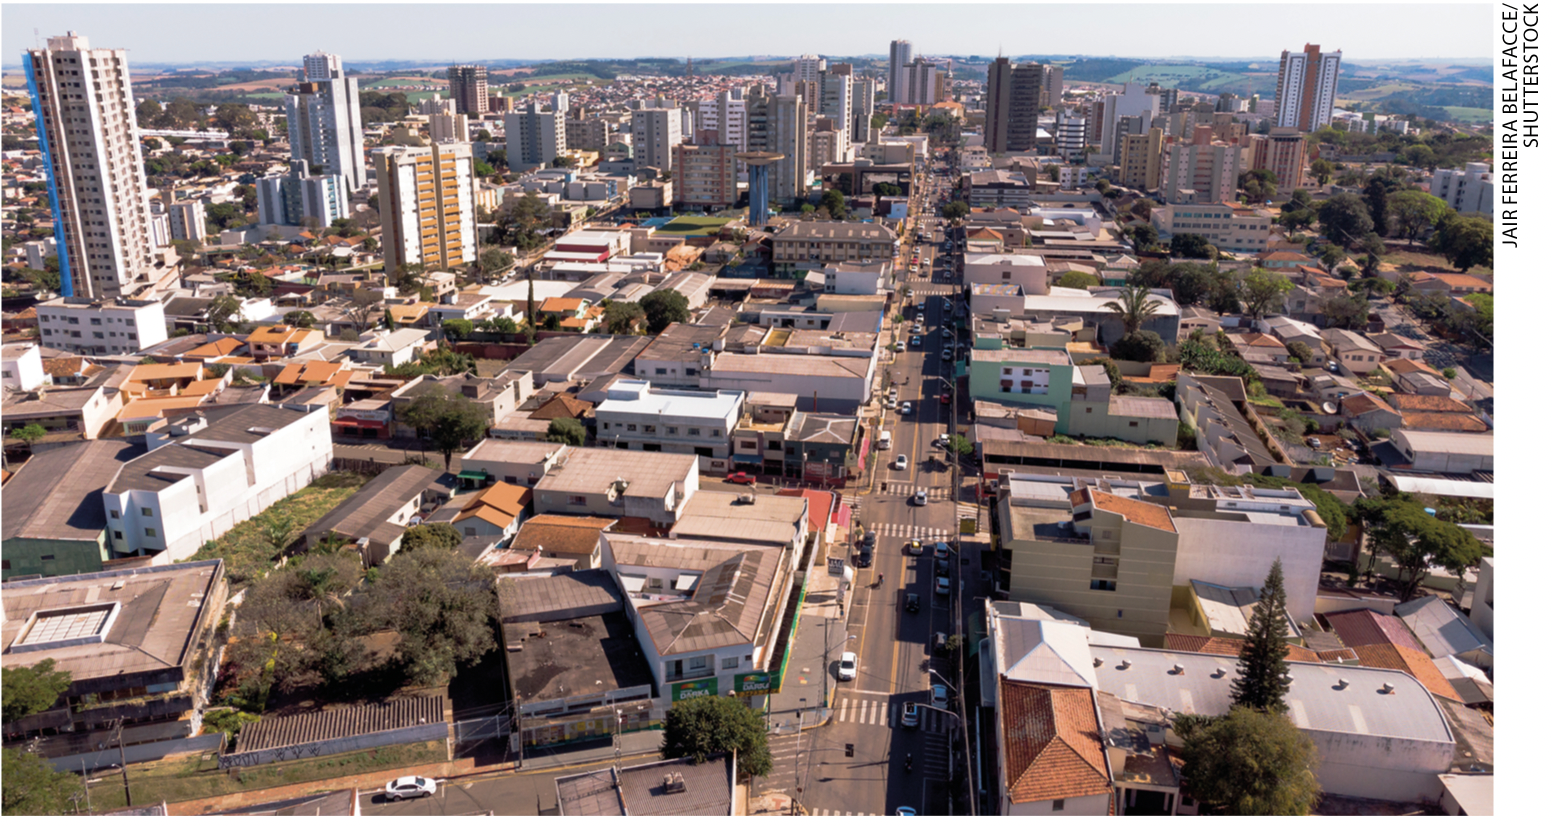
[217,722,447,770]
[453,715,511,743]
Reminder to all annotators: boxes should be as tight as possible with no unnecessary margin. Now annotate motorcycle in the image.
[904,753,913,773]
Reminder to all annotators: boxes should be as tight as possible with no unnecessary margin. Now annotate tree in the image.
[1127,222,1159,250]
[399,388,490,470]
[1169,232,1215,260]
[1101,284,1165,335]
[1286,189,1315,211]
[2,748,79,816]
[2,660,72,724]
[358,545,496,685]
[1320,293,1370,330]
[1109,330,1166,363]
[342,295,379,333]
[872,181,902,198]
[1356,494,1487,601]
[394,261,427,293]
[1309,158,1337,186]
[1238,169,1278,202]
[661,695,774,778]
[284,310,316,328]
[207,294,244,333]
[603,300,645,334]
[1317,244,1346,273]
[7,423,47,450]
[442,318,475,342]
[820,187,847,218]
[1177,707,1321,816]
[641,289,690,334]
[1430,214,1493,272]
[1387,190,1449,243]
[1230,559,1294,712]
[1238,269,1293,320]
[1316,193,1375,249]
[475,247,514,281]
[1055,271,1099,289]
[400,523,464,554]
[1362,176,1394,236]
[1168,263,1216,307]
[546,417,586,447]
[942,201,969,221]
[259,511,296,550]
[205,202,247,231]
[1287,341,1315,364]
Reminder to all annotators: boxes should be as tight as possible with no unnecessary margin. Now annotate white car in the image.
[912,489,929,506]
[385,776,437,801]
[915,313,926,323]
[912,324,924,335]
[893,341,906,352]
[936,433,951,447]
[900,402,913,415]
[837,651,858,681]
[884,397,897,410]
[931,683,949,709]
[893,453,908,470]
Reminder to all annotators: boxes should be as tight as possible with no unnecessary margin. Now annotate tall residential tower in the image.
[1274,44,1342,132]
[285,52,367,191]
[447,64,489,116]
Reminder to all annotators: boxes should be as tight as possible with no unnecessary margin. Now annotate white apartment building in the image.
[964,253,1050,295]
[429,112,470,143]
[1160,134,1244,205]
[505,102,567,170]
[301,50,342,83]
[631,108,682,173]
[693,90,747,153]
[103,405,334,561]
[888,40,913,103]
[256,159,349,228]
[1,343,47,391]
[285,52,367,191]
[850,77,878,143]
[819,71,852,156]
[1053,110,1088,162]
[1430,163,1492,216]
[1274,44,1342,131]
[37,296,168,355]
[1097,84,1163,160]
[596,379,743,474]
[772,95,809,203]
[375,142,476,276]
[819,261,890,295]
[1150,203,1273,254]
[164,200,206,242]
[26,32,170,300]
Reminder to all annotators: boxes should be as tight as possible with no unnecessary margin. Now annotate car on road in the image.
[934,433,951,447]
[905,593,920,613]
[861,531,877,552]
[909,335,922,347]
[934,632,948,653]
[939,392,952,404]
[837,651,858,681]
[915,313,926,323]
[900,401,913,415]
[916,300,926,311]
[858,548,874,568]
[905,538,924,555]
[893,453,908,470]
[941,348,953,361]
[935,557,950,575]
[725,472,756,485]
[912,489,929,506]
[900,701,920,728]
[933,542,950,559]
[893,341,905,352]
[896,807,917,816]
[884,397,897,410]
[935,576,950,595]
[931,684,949,710]
[385,776,437,801]
[911,324,924,335]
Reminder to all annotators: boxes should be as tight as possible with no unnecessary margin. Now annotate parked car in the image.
[935,433,951,447]
[935,557,950,575]
[910,335,922,347]
[905,593,921,613]
[385,776,437,801]
[913,489,929,506]
[941,348,953,360]
[837,651,858,681]
[934,632,948,653]
[935,576,950,595]
[893,453,908,470]
[933,543,950,559]
[900,701,920,728]
[931,683,949,709]
[893,341,905,352]
[939,392,952,404]
[858,548,874,568]
[725,472,756,485]
[884,397,898,410]
[911,324,924,335]
[861,531,878,551]
[896,807,918,816]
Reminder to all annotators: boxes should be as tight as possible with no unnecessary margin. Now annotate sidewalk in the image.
[766,509,860,729]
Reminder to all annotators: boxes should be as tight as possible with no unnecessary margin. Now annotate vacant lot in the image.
[1442,106,1492,123]
[1382,245,1492,277]
[656,216,732,236]
[190,471,366,587]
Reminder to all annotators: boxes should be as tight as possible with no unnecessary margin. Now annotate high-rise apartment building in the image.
[984,58,1014,153]
[285,52,367,192]
[888,40,912,103]
[1274,44,1341,131]
[1008,64,1045,152]
[565,116,610,151]
[165,201,206,242]
[850,77,877,143]
[505,102,567,170]
[671,144,738,209]
[429,112,470,144]
[631,108,683,172]
[1095,83,1164,161]
[301,50,342,83]
[374,142,476,276]
[1118,128,1165,191]
[257,159,348,228]
[1053,110,1088,162]
[447,64,489,116]
[795,54,827,84]
[1430,163,1492,216]
[1160,126,1243,205]
[899,59,945,106]
[25,31,170,299]
[1041,65,1064,108]
[771,94,809,203]
[1245,127,1308,199]
[818,70,853,157]
[694,90,748,152]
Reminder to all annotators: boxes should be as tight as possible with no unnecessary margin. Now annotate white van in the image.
[879,430,893,450]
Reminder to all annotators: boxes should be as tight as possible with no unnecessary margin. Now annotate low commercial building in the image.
[770,221,898,277]
[965,252,1050,295]
[304,464,449,566]
[818,260,891,295]
[967,347,1178,446]
[0,384,122,440]
[966,169,1033,208]
[102,406,334,561]
[533,448,699,527]
[555,754,734,816]
[460,439,568,488]
[1,441,139,580]
[37,296,168,356]
[701,352,876,410]
[1,342,46,391]
[348,329,431,368]
[1149,203,1273,255]
[1,560,229,753]
[1390,430,1493,474]
[595,380,743,474]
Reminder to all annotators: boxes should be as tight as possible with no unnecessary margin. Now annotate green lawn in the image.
[85,740,447,809]
[655,216,732,236]
[1442,106,1492,123]
[190,472,366,587]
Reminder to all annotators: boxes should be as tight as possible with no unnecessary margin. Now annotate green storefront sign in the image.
[670,678,719,702]
[734,672,777,697]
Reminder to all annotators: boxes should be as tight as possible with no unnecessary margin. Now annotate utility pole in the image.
[515,697,524,769]
[112,719,131,807]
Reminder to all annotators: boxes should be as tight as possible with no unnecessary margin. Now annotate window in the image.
[688,427,701,436]
[1090,579,1116,591]
[145,527,157,537]
[568,495,587,506]
[694,447,714,457]
[1052,800,1065,812]
[722,657,739,669]
[602,422,610,430]
[114,531,123,540]
[141,507,153,517]
[1101,530,1113,539]
[627,423,637,432]
[1128,421,1138,427]
[110,510,119,519]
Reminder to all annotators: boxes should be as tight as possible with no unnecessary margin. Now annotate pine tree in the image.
[1230,558,1292,712]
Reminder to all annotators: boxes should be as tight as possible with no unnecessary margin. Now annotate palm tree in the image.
[1101,283,1165,335]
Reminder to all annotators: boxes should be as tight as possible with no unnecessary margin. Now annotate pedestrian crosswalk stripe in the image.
[868,523,951,540]
[832,698,954,732]
[881,482,953,499]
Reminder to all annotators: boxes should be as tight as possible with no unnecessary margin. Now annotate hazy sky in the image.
[3,2,1492,65]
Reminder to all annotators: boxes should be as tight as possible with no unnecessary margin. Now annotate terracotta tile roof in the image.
[1324,609,1426,652]
[185,337,246,358]
[470,481,531,519]
[1341,392,1397,417]
[1163,634,1323,662]
[1127,363,1181,384]
[453,504,517,528]
[1390,394,1472,413]
[1233,332,1284,349]
[1417,273,1492,291]
[531,395,592,421]
[1001,680,1110,804]
[1383,358,1439,376]
[1260,251,1314,262]
[539,297,587,313]
[127,362,204,382]
[41,356,103,378]
[1071,488,1176,534]
[1350,643,1463,703]
[509,514,616,558]
[1317,648,1359,662]
[1400,411,1488,432]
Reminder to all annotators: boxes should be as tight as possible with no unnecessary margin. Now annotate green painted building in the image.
[1,441,137,581]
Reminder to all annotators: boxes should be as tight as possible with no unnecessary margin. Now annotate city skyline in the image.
[3,3,1490,65]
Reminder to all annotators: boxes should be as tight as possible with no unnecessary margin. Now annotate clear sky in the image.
[2,1,1491,65]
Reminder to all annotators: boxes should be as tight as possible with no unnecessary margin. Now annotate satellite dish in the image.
[1322,401,1338,415]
